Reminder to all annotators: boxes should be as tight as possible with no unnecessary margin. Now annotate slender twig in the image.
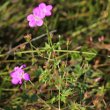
[1,49,110,59]
[6,30,56,55]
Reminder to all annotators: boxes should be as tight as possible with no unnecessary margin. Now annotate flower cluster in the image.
[27,3,53,27]
[10,64,30,85]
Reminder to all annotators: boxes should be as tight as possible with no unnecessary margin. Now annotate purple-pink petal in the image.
[29,21,37,27]
[27,14,35,21]
[39,3,46,9]
[14,67,19,71]
[23,73,30,81]
[20,64,26,69]
[33,7,45,19]
[11,78,19,85]
[47,5,53,10]
[10,71,15,78]
[45,11,51,16]
[36,20,43,26]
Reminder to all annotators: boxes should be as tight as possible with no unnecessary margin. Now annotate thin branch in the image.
[6,30,57,55]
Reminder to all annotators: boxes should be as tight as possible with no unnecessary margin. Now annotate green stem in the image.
[58,75,61,110]
[44,22,52,46]
[1,49,110,58]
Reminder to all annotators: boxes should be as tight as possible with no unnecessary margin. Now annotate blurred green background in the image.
[0,0,110,51]
[1,0,110,109]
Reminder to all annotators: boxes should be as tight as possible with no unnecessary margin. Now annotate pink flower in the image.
[10,64,30,85]
[27,3,53,28]
[27,7,44,27]
[38,3,53,17]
